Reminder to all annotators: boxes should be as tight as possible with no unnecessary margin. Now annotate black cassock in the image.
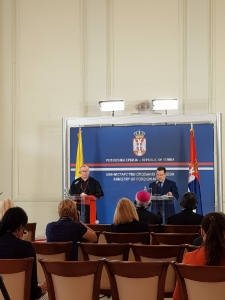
[70,176,104,223]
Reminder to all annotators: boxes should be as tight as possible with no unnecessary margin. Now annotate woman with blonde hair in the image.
[46,199,97,260]
[111,198,149,233]
[0,199,15,220]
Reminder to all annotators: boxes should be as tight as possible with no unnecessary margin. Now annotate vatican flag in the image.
[75,129,84,178]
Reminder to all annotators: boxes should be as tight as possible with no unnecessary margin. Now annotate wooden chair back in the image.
[151,233,199,245]
[0,258,33,300]
[131,244,185,298]
[39,259,104,300]
[86,224,111,232]
[85,225,111,243]
[104,260,169,300]
[182,244,201,256]
[32,241,72,282]
[172,262,225,300]
[79,243,130,297]
[103,232,149,244]
[163,225,201,234]
[25,223,37,241]
[148,224,161,233]
[0,276,10,300]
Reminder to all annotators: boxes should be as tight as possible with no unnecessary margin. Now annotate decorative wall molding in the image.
[208,0,213,113]
[80,0,88,116]
[181,0,187,114]
[106,0,114,100]
[12,0,20,200]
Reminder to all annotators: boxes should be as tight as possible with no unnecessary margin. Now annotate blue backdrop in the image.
[70,124,214,223]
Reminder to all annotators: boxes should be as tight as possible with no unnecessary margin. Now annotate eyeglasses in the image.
[23,226,27,234]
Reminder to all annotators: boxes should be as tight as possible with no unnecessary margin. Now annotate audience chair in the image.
[0,258,33,300]
[79,243,130,297]
[0,276,10,300]
[32,241,72,282]
[131,244,185,298]
[39,259,104,300]
[163,224,201,234]
[86,224,111,232]
[171,262,225,300]
[85,225,111,244]
[25,222,37,242]
[151,232,199,245]
[182,244,200,256]
[104,260,169,300]
[148,224,161,233]
[103,232,149,244]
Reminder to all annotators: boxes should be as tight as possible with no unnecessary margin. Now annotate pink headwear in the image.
[135,191,151,205]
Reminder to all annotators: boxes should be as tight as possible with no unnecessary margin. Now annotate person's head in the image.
[201,212,225,265]
[180,192,198,210]
[0,199,15,220]
[58,199,78,221]
[134,191,151,208]
[113,198,139,225]
[0,207,28,238]
[79,165,90,180]
[156,167,167,182]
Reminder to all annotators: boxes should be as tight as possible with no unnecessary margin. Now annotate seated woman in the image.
[46,199,97,260]
[0,207,47,300]
[173,212,225,300]
[111,197,149,233]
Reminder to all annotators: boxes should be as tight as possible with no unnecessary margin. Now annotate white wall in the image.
[0,0,225,235]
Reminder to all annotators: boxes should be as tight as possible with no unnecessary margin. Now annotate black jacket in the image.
[167,209,204,225]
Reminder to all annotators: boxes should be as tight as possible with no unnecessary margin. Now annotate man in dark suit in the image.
[167,192,204,225]
[149,167,179,223]
[134,190,162,225]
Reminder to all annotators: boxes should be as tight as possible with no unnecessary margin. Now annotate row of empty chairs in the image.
[0,241,200,299]
[36,241,200,298]
[1,256,225,300]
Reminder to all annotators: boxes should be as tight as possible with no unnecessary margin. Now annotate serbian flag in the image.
[188,126,203,215]
[75,129,84,178]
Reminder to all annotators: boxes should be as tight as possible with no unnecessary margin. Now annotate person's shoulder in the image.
[137,220,149,230]
[183,247,204,264]
[89,176,99,183]
[166,213,180,224]
[196,213,204,219]
[46,221,58,228]
[165,178,176,184]
[14,237,34,249]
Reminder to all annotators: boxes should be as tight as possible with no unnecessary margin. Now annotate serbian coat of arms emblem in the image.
[133,130,146,156]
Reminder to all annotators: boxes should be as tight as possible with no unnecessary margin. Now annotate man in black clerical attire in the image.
[70,165,104,223]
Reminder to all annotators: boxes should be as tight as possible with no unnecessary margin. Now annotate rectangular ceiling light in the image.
[99,100,124,112]
[152,99,178,111]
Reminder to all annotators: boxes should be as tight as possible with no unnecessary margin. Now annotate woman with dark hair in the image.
[0,207,47,300]
[173,212,225,300]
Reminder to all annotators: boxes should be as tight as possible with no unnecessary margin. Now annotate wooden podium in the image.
[151,195,174,224]
[69,195,97,224]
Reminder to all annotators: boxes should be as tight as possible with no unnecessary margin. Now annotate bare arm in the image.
[80,221,98,242]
